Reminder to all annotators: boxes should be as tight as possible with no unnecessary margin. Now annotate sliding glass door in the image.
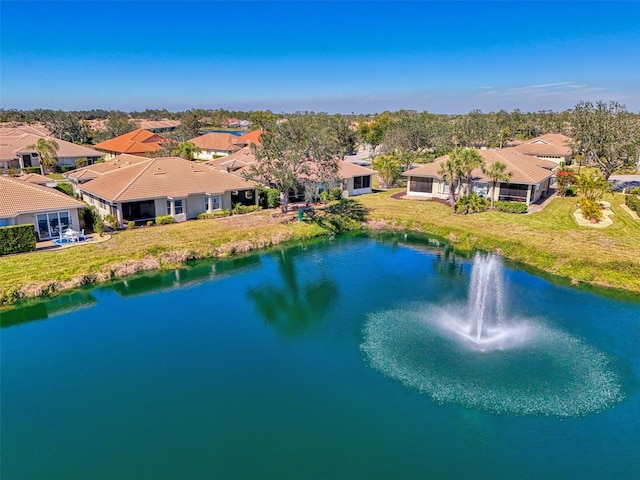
[36,211,71,240]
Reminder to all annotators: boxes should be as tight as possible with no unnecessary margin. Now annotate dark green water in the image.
[1,233,639,479]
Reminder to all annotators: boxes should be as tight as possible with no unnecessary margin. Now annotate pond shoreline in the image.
[1,195,639,309]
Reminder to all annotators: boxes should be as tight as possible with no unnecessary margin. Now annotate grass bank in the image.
[358,190,640,293]
[1,192,639,307]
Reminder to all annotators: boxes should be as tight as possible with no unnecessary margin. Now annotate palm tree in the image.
[373,154,401,188]
[172,141,201,161]
[482,161,512,208]
[438,157,460,209]
[458,148,485,195]
[27,138,59,175]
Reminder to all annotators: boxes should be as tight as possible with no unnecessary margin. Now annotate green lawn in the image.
[1,192,639,307]
[358,190,640,292]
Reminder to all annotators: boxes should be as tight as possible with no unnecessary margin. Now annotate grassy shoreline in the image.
[1,191,639,308]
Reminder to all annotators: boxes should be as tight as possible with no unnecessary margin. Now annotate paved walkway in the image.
[35,233,111,251]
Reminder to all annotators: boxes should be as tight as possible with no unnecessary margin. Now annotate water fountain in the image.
[361,252,623,417]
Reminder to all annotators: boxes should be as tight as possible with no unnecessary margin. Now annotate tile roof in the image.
[0,129,104,161]
[18,173,53,185]
[93,129,166,155]
[511,133,572,157]
[65,154,152,181]
[78,157,255,202]
[205,147,256,172]
[190,132,242,152]
[0,175,85,218]
[235,130,264,146]
[134,119,180,130]
[403,149,554,184]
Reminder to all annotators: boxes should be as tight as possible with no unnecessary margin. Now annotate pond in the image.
[1,233,639,479]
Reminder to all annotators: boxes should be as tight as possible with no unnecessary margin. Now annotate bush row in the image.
[232,204,261,215]
[0,224,36,256]
[626,194,640,215]
[197,210,231,219]
[495,201,528,214]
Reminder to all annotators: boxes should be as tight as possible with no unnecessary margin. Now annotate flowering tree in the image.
[555,169,577,196]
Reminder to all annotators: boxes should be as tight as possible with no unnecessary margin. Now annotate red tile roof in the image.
[93,129,166,155]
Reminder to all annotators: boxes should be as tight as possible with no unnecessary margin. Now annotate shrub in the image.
[495,201,528,214]
[0,224,36,256]
[82,207,95,230]
[258,188,280,208]
[94,215,104,236]
[75,157,88,168]
[22,166,41,174]
[454,193,489,214]
[232,204,260,215]
[579,198,603,222]
[628,187,640,195]
[626,194,640,215]
[104,214,118,229]
[155,215,175,225]
[6,168,20,177]
[146,220,154,227]
[53,165,77,174]
[198,210,231,219]
[54,182,75,197]
[127,221,136,229]
[328,187,343,201]
[565,186,577,197]
[555,169,577,196]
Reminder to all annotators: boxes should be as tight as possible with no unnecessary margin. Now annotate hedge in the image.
[495,201,528,214]
[0,224,37,256]
[155,215,175,225]
[22,166,41,174]
[232,204,260,215]
[198,210,231,219]
[626,194,640,215]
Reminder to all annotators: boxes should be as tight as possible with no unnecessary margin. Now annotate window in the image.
[354,175,371,190]
[166,200,171,215]
[410,177,433,193]
[175,199,183,215]
[204,196,209,212]
[211,196,220,210]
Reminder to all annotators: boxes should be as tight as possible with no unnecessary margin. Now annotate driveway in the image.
[609,174,640,192]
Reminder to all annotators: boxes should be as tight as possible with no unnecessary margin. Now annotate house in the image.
[17,172,57,187]
[74,156,257,225]
[190,132,244,160]
[93,129,167,160]
[64,154,152,193]
[510,133,573,165]
[206,148,376,198]
[403,149,555,205]
[0,127,104,170]
[134,119,180,133]
[0,175,86,240]
[233,130,264,148]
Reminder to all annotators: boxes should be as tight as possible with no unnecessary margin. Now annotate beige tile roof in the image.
[134,119,181,130]
[0,130,104,162]
[205,147,256,171]
[0,175,85,218]
[338,162,377,179]
[18,173,53,185]
[78,157,255,202]
[403,149,554,184]
[511,133,572,157]
[190,133,242,153]
[65,154,151,181]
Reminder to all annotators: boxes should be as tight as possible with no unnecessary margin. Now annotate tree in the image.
[27,138,59,174]
[249,110,277,130]
[172,141,201,161]
[570,101,640,179]
[451,147,484,195]
[438,157,461,208]
[43,112,91,144]
[94,112,136,142]
[243,115,343,213]
[576,171,611,202]
[373,154,402,188]
[177,110,203,140]
[483,161,512,208]
[357,112,395,157]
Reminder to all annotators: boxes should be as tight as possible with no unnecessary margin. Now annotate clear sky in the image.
[1,1,639,114]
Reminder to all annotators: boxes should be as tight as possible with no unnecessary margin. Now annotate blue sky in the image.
[1,1,639,114]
